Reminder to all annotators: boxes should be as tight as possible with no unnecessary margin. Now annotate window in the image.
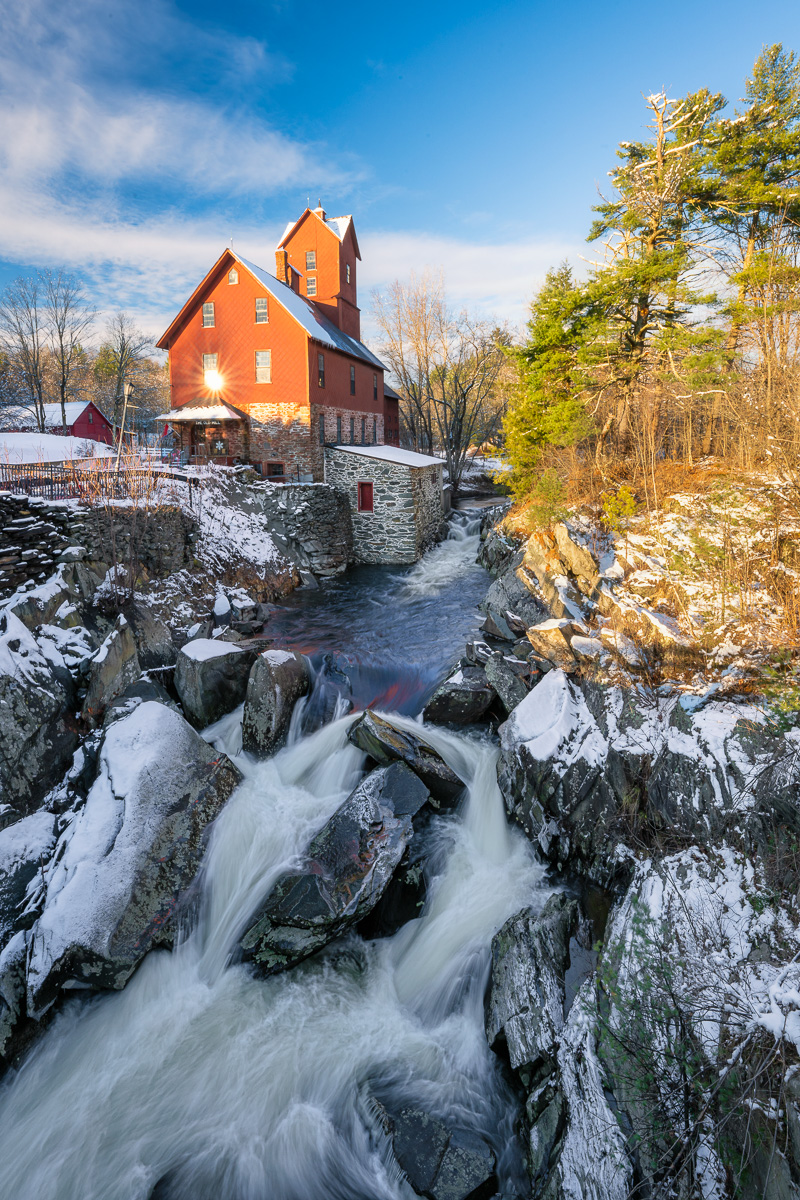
[361,416,366,444]
[228,269,238,284]
[336,416,342,442]
[350,365,356,395]
[202,302,215,328]
[265,462,284,478]
[307,277,317,297]
[306,250,316,271]
[357,482,373,512]
[88,410,93,424]
[319,413,325,445]
[255,297,268,324]
[318,353,325,388]
[373,374,378,401]
[346,264,351,284]
[349,417,355,443]
[203,353,218,385]
[255,350,272,383]
[372,419,377,443]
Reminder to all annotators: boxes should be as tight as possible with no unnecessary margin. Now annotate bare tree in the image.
[0,276,47,430]
[94,312,153,433]
[372,271,507,490]
[42,269,96,433]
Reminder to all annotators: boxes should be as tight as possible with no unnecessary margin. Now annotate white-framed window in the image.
[203,353,218,385]
[255,350,272,383]
[202,302,215,327]
[228,268,238,284]
[255,297,268,323]
[306,250,316,271]
[307,277,317,297]
[346,264,351,284]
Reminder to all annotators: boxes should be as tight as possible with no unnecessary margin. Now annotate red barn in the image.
[157,204,399,479]
[1,401,114,445]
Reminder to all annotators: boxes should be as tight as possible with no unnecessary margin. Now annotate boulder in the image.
[26,702,242,1016]
[239,762,428,975]
[373,1100,497,1200]
[518,534,584,621]
[526,619,577,671]
[81,615,141,722]
[174,638,258,728]
[0,931,28,1063]
[423,665,495,726]
[0,611,78,814]
[103,678,178,726]
[484,653,529,715]
[241,649,310,756]
[125,602,177,670]
[486,893,577,1075]
[480,561,548,633]
[0,811,57,949]
[347,710,465,806]
[553,523,600,594]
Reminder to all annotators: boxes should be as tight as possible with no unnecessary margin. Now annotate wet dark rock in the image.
[374,1099,498,1200]
[239,763,428,974]
[26,702,242,1017]
[125,602,177,670]
[103,678,178,726]
[481,611,516,642]
[484,654,529,716]
[0,610,78,815]
[423,665,495,726]
[174,638,258,728]
[81,615,141,723]
[486,894,577,1077]
[241,648,310,756]
[480,562,548,635]
[348,710,465,806]
[0,812,57,948]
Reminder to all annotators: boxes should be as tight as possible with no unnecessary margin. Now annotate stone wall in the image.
[323,448,444,565]
[251,482,353,575]
[0,493,194,599]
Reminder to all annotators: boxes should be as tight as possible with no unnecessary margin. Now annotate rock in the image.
[553,524,600,592]
[0,812,57,948]
[465,637,493,665]
[571,635,606,663]
[103,678,178,726]
[423,665,495,726]
[26,702,242,1016]
[81,615,141,722]
[374,1100,498,1200]
[348,710,465,806]
[484,653,529,715]
[518,534,584,621]
[174,638,258,728]
[0,611,78,815]
[486,893,577,1075]
[480,560,548,631]
[239,763,428,974]
[241,649,310,756]
[497,671,619,871]
[477,526,519,577]
[0,931,28,1063]
[525,619,577,671]
[481,610,515,641]
[212,591,231,628]
[125,602,177,670]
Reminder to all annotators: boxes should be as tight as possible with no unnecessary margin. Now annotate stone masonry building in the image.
[324,444,445,564]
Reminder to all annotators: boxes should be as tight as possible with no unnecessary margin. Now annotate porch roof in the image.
[157,404,243,423]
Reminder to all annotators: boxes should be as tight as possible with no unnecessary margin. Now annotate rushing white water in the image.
[0,510,546,1200]
[401,513,482,597]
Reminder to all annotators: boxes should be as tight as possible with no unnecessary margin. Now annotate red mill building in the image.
[156,205,401,480]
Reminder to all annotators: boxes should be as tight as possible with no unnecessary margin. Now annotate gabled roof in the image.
[329,444,444,468]
[0,400,102,430]
[277,208,361,261]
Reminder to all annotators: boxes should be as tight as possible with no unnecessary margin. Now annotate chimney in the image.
[287,265,300,294]
[314,198,326,220]
[275,248,289,283]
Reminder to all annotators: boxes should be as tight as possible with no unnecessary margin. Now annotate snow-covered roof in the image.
[276,210,358,255]
[0,433,116,464]
[329,443,444,468]
[0,401,98,430]
[323,215,353,243]
[235,255,385,370]
[156,404,242,423]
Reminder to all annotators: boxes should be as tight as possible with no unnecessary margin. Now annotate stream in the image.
[0,511,545,1200]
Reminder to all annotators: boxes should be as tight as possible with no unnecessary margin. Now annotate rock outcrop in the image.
[26,702,241,1017]
[241,649,310,756]
[348,710,465,805]
[174,638,258,728]
[372,1098,497,1200]
[81,615,141,723]
[239,763,429,974]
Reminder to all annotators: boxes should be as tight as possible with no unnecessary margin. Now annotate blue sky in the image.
[1,0,799,342]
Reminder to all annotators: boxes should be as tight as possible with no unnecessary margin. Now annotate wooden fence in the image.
[0,462,166,501]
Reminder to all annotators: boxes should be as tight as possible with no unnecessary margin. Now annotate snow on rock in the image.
[81,615,141,723]
[0,611,78,814]
[0,812,57,946]
[241,649,310,757]
[174,638,259,728]
[26,702,241,1016]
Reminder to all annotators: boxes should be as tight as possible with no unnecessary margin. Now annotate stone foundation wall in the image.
[251,482,353,575]
[323,449,444,565]
[0,493,195,599]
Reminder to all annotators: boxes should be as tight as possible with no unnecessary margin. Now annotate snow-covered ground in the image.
[0,433,115,464]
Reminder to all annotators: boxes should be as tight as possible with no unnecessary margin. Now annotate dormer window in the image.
[202,302,215,327]
[228,268,238,284]
[307,277,317,297]
[346,264,351,284]
[306,251,316,271]
[255,297,268,324]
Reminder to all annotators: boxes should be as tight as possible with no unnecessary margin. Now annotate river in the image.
[0,511,545,1200]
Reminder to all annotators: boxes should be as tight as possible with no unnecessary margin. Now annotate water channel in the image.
[0,510,545,1200]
